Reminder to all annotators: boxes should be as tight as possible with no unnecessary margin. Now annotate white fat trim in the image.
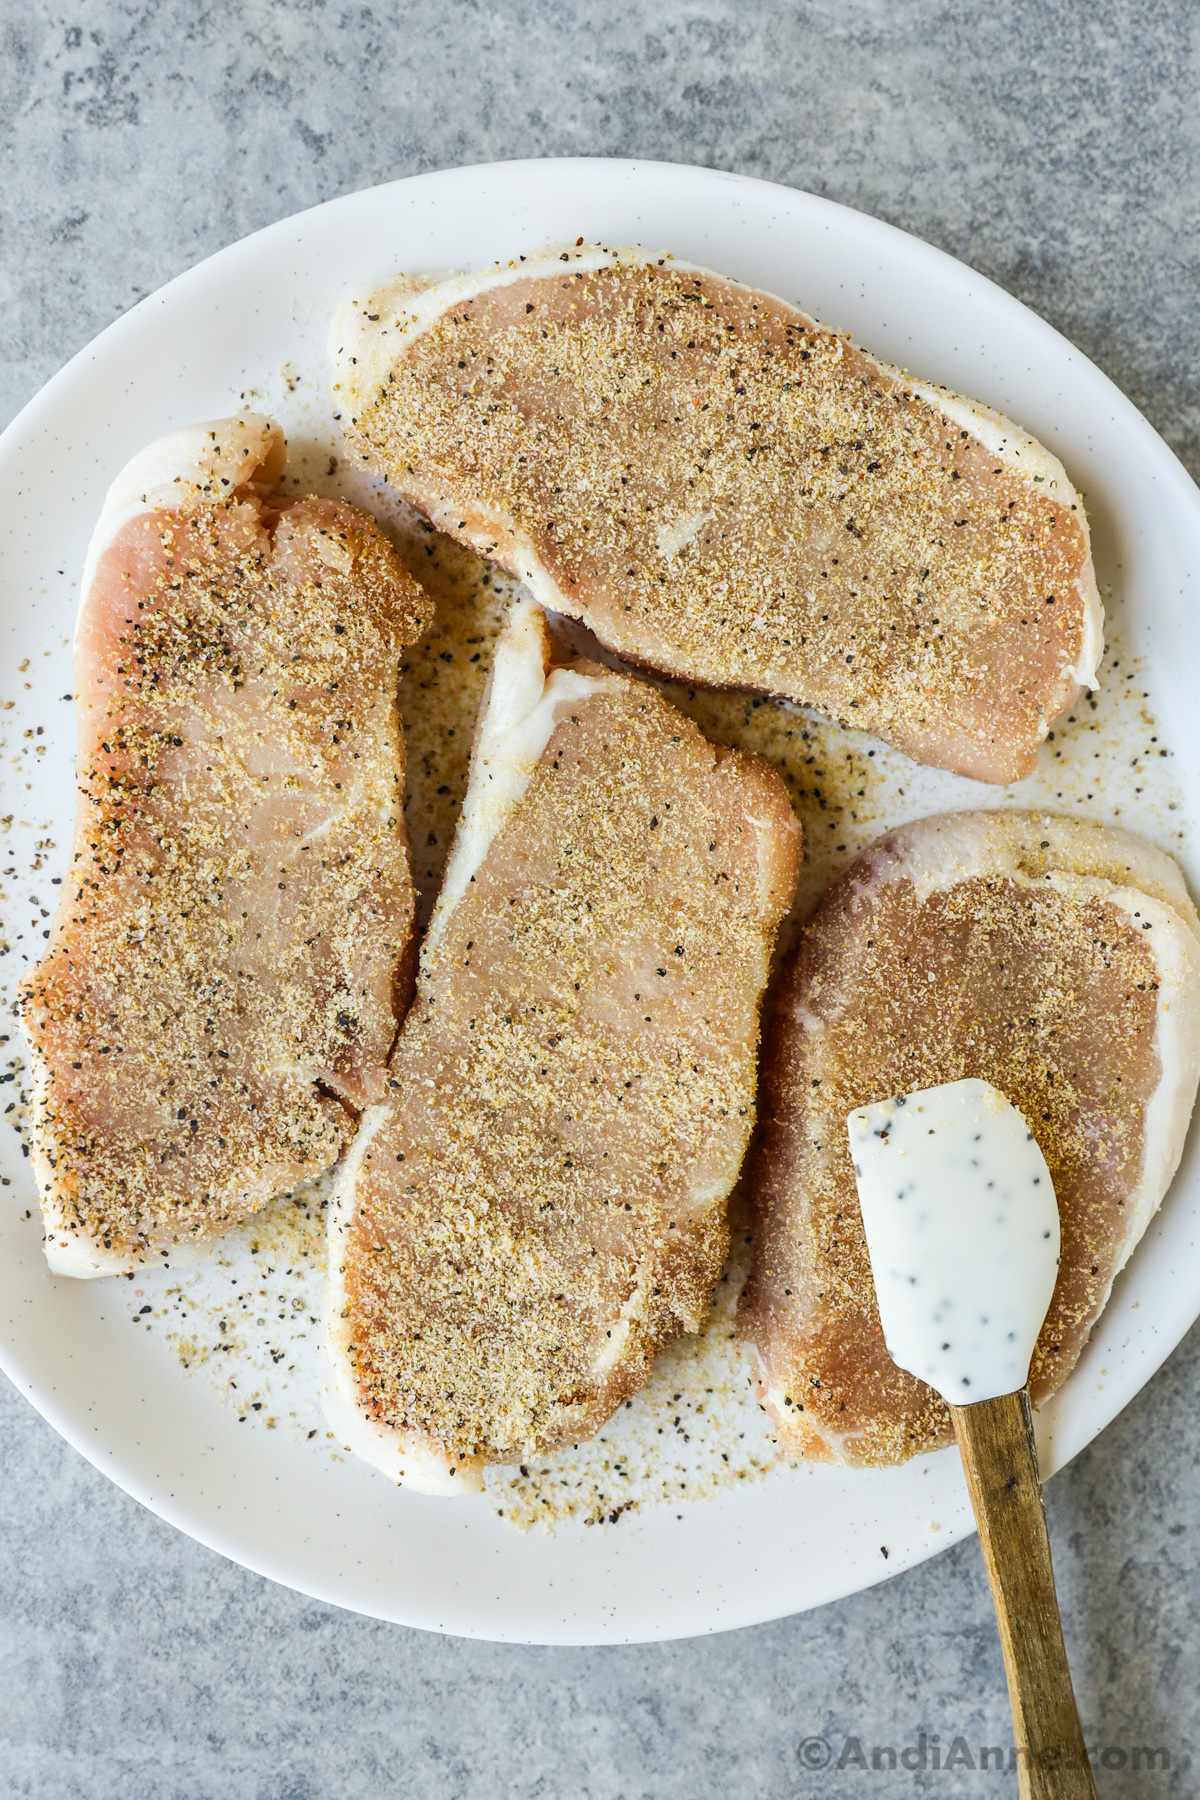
[746,804,802,913]
[330,242,718,407]
[319,1357,475,1497]
[43,1230,128,1279]
[322,1105,483,1496]
[591,1269,654,1380]
[1094,885,1200,1266]
[30,1033,234,1280]
[688,1159,748,1208]
[1071,558,1104,690]
[43,1223,129,1277]
[761,1366,848,1462]
[423,599,615,956]
[30,1036,134,1276]
[76,415,286,648]
[871,810,1199,925]
[751,1339,803,1442]
[905,380,1072,493]
[794,1008,828,1034]
[590,1316,633,1380]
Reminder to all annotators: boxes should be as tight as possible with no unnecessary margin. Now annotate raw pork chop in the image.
[739,810,1200,1464]
[21,415,431,1276]
[331,242,1101,783]
[325,598,800,1492]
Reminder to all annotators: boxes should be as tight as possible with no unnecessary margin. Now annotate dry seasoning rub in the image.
[332,243,1101,784]
[20,416,430,1275]
[326,600,801,1492]
[739,809,1200,1465]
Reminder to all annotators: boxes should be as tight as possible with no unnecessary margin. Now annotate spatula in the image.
[848,1078,1098,1800]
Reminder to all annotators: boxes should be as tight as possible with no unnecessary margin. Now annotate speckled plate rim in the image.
[2,157,1200,1645]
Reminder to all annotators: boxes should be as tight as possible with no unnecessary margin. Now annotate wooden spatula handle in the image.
[950,1391,1097,1800]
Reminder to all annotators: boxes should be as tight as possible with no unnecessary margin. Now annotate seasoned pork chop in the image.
[21,415,431,1276]
[739,810,1200,1465]
[332,243,1101,784]
[325,598,800,1492]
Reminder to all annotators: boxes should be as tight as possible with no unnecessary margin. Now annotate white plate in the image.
[2,158,1200,1645]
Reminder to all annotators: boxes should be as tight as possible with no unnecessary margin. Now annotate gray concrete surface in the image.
[2,2,1199,1795]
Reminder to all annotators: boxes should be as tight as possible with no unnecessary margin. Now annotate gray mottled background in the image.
[2,3,1199,1796]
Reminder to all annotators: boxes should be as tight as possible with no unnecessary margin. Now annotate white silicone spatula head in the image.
[847,1077,1061,1405]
